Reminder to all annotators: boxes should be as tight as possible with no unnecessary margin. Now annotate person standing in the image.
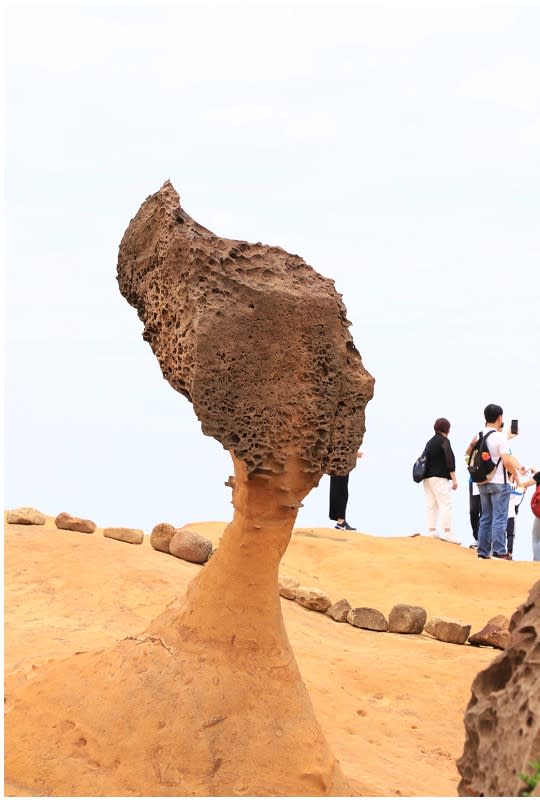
[465,435,481,547]
[423,418,460,544]
[520,468,540,561]
[475,404,524,560]
[329,451,363,531]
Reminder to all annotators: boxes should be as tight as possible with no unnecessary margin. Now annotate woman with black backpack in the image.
[422,417,460,545]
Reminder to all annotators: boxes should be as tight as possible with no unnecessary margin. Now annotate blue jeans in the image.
[477,482,511,557]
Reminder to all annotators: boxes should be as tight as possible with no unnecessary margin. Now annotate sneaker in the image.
[478,554,491,559]
[493,553,512,560]
[335,521,356,531]
[469,543,478,549]
[429,531,442,539]
[441,533,461,545]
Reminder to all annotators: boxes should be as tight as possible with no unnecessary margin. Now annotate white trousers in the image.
[424,476,452,531]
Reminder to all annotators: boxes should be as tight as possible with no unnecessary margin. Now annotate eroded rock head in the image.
[117,181,374,476]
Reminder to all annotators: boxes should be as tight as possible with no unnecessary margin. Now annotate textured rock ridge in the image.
[117,181,374,477]
[457,579,540,797]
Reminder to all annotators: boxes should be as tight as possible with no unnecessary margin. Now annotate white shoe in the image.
[429,531,442,539]
[442,533,461,545]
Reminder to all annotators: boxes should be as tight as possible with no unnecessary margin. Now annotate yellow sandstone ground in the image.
[4,516,539,797]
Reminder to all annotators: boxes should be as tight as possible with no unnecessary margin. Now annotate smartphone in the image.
[511,419,519,434]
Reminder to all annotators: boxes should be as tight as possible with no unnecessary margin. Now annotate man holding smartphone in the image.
[476,404,524,560]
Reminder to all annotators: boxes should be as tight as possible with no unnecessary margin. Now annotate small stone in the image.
[6,507,47,525]
[295,586,332,613]
[103,527,144,545]
[327,598,352,623]
[468,616,511,650]
[150,522,177,553]
[347,607,388,631]
[169,527,212,564]
[55,512,96,534]
[279,577,300,600]
[424,616,471,645]
[388,604,427,634]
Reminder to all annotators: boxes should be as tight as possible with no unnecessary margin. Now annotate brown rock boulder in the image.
[458,580,540,797]
[55,512,96,534]
[279,576,300,600]
[388,604,427,634]
[424,616,471,645]
[295,586,332,613]
[327,598,352,623]
[169,527,212,564]
[6,507,46,525]
[103,527,144,545]
[468,615,511,650]
[149,522,177,553]
[347,607,388,631]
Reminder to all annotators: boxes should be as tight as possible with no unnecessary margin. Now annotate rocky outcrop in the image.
[468,615,511,650]
[7,507,46,525]
[347,607,388,632]
[169,527,212,564]
[457,580,540,797]
[55,512,96,534]
[103,527,144,545]
[388,604,427,634]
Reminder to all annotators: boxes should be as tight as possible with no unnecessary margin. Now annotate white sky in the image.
[4,0,540,561]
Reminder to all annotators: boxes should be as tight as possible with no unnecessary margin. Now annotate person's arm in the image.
[464,435,478,465]
[501,452,524,484]
[443,438,458,490]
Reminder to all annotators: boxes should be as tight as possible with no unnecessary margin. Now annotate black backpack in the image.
[467,430,500,484]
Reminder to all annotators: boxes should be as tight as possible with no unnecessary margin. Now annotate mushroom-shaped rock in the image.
[55,512,96,534]
[169,527,212,564]
[4,182,374,797]
[149,522,177,553]
[7,507,46,525]
[388,604,427,634]
[457,580,540,797]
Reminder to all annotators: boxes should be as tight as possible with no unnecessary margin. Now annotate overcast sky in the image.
[5,0,540,561]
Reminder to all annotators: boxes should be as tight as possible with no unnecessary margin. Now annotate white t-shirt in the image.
[483,427,511,484]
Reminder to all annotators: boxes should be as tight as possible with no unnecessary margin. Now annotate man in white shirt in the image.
[477,404,523,560]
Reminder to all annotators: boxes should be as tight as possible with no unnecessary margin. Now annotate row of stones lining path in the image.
[6,506,510,651]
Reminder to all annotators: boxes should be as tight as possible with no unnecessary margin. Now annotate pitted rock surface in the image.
[458,580,540,797]
[117,181,374,477]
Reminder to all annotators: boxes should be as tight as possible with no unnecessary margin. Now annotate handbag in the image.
[412,449,428,483]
